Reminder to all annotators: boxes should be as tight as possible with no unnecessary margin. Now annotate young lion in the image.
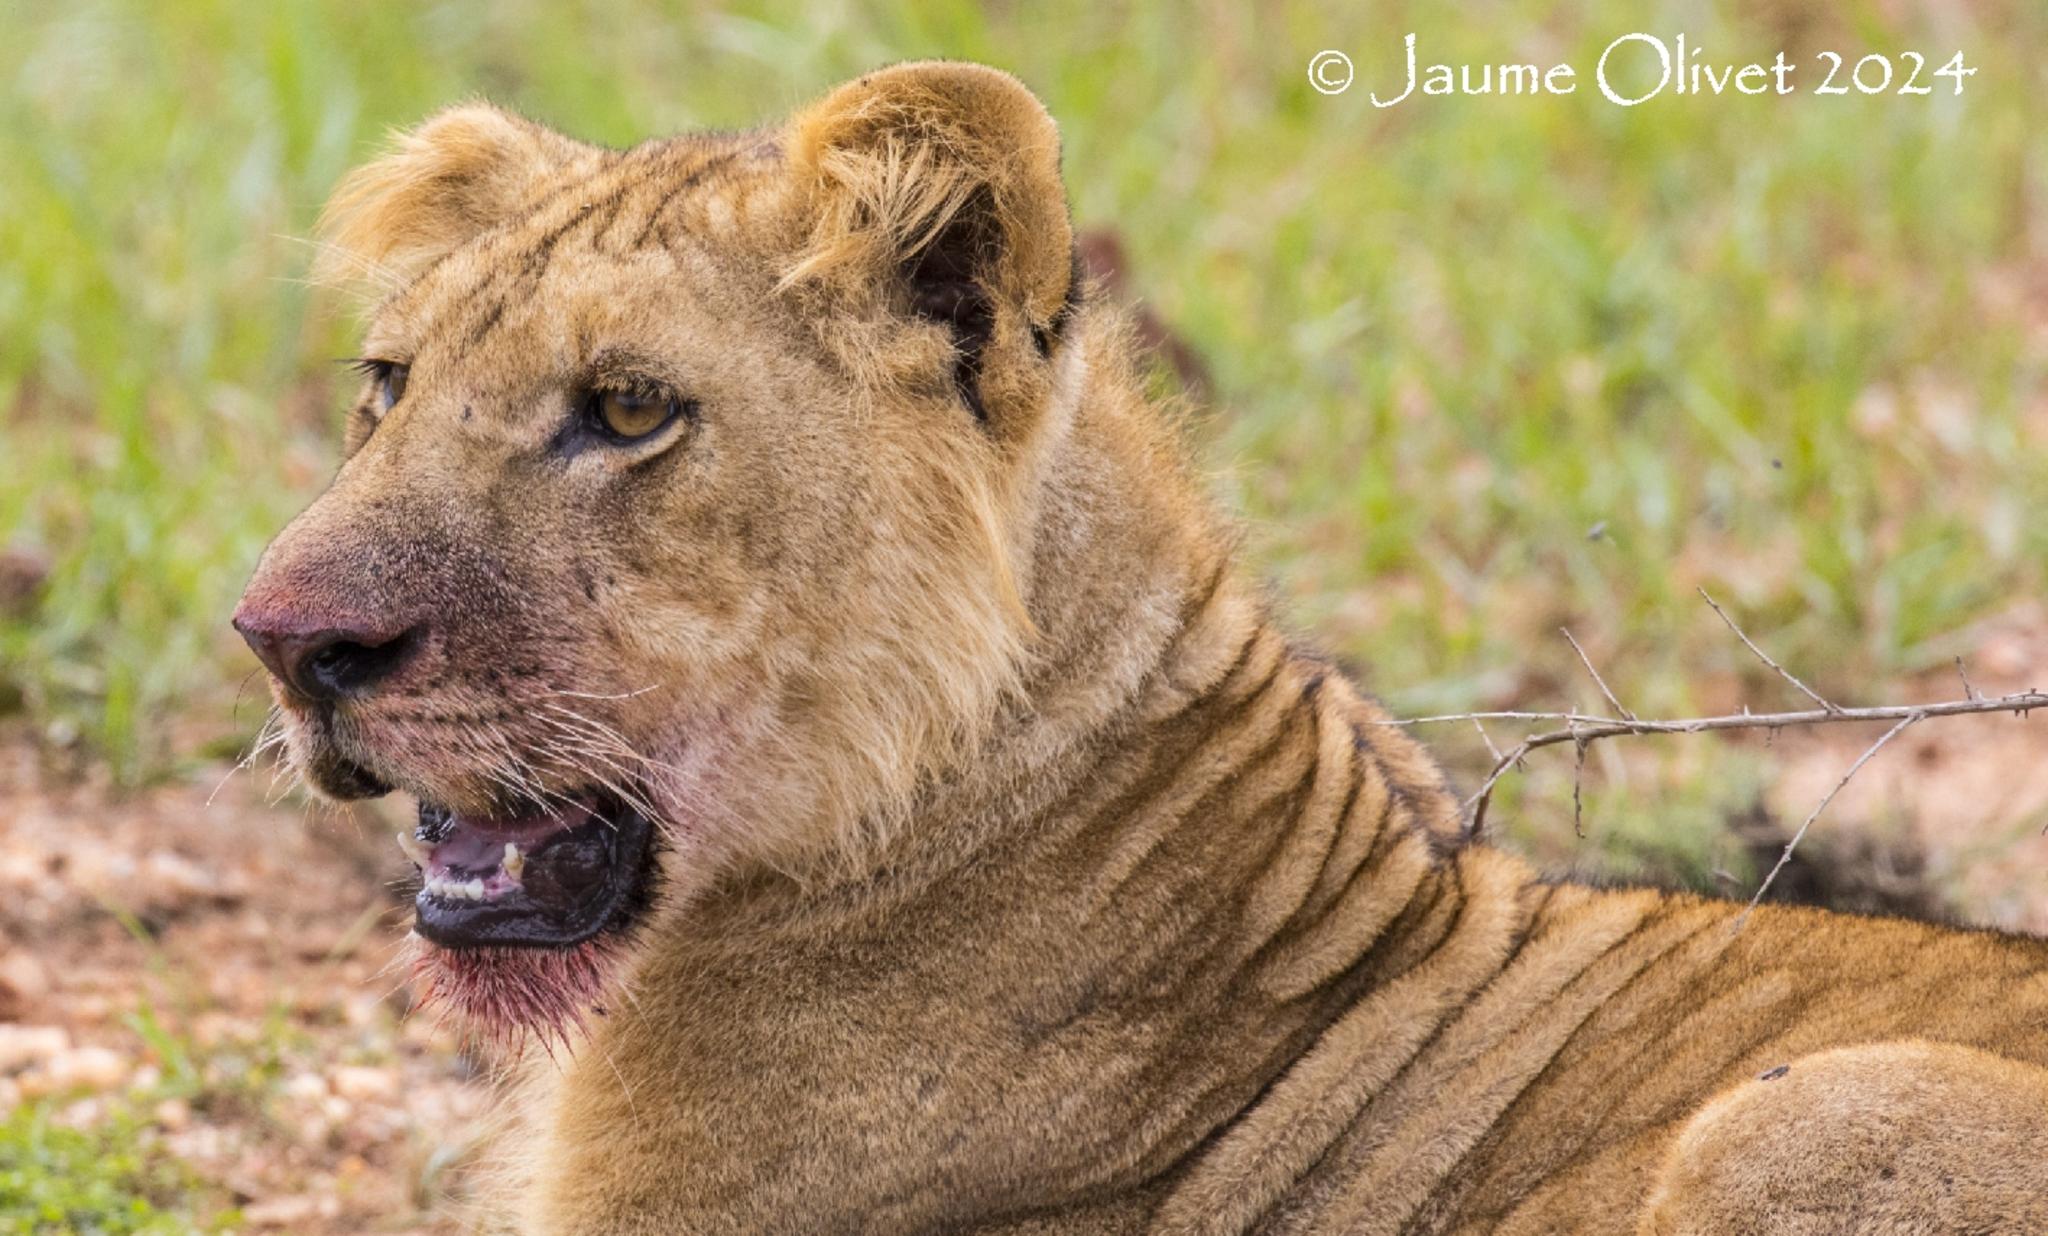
[235,61,2048,1234]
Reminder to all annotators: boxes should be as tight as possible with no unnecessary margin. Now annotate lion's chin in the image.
[407,932,630,1052]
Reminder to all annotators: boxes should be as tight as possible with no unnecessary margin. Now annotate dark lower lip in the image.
[412,797,654,950]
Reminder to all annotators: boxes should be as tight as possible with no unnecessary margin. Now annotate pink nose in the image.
[231,602,422,702]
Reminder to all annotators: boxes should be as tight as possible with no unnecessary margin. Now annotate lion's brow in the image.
[440,140,760,353]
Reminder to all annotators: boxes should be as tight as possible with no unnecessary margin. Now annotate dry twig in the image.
[1470,717,1504,763]
[1370,593,2046,914]
[1421,690,2048,838]
[1697,588,1839,713]
[1562,627,1636,722]
[1955,656,1981,702]
[1740,714,1917,921]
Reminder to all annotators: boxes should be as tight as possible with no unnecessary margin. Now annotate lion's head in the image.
[234,63,1089,1034]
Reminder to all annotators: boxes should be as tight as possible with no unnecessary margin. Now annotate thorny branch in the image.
[1371,593,2046,916]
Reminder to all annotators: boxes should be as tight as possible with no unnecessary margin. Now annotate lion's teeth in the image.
[396,831,431,869]
[502,842,524,881]
[420,873,493,902]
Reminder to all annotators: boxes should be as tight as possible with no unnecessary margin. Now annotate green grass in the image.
[0,995,320,1233]
[0,1102,231,1235]
[0,1001,252,1235]
[2,0,2042,878]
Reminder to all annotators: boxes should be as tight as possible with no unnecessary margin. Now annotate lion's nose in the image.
[232,606,423,702]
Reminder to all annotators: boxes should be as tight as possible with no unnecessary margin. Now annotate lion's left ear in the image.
[786,62,1078,423]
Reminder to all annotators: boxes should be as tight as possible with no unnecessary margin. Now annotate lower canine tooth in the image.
[502,842,524,881]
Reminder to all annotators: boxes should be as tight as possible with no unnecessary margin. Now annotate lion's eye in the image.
[586,386,687,443]
[350,359,409,415]
[378,363,409,412]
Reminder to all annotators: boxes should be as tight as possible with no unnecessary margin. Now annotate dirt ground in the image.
[0,737,486,1233]
[1761,609,2048,931]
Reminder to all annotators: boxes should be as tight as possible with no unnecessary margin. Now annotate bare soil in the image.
[0,738,483,1232]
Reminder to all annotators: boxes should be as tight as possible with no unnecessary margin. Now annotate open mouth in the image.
[398,793,655,950]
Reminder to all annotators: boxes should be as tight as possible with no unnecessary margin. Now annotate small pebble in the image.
[0,952,51,1018]
[331,1064,397,1103]
[153,1097,192,1130]
[44,1045,127,1093]
[242,1195,323,1228]
[0,1024,69,1073]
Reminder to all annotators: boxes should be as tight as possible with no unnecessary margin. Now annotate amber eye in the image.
[586,386,686,442]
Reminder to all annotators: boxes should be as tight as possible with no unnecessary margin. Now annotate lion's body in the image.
[522,590,2048,1232]
[517,360,2048,1233]
[249,62,2048,1234]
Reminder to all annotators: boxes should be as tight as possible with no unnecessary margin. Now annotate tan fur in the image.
[248,62,2048,1233]
[1639,1041,2048,1234]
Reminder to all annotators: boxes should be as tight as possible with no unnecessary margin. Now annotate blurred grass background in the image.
[2,0,2044,887]
[0,1,2043,1226]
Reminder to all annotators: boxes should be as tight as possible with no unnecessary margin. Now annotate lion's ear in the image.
[315,103,594,289]
[786,62,1078,421]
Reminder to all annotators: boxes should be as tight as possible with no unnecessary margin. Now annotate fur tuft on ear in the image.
[784,61,1076,351]
[314,103,595,291]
